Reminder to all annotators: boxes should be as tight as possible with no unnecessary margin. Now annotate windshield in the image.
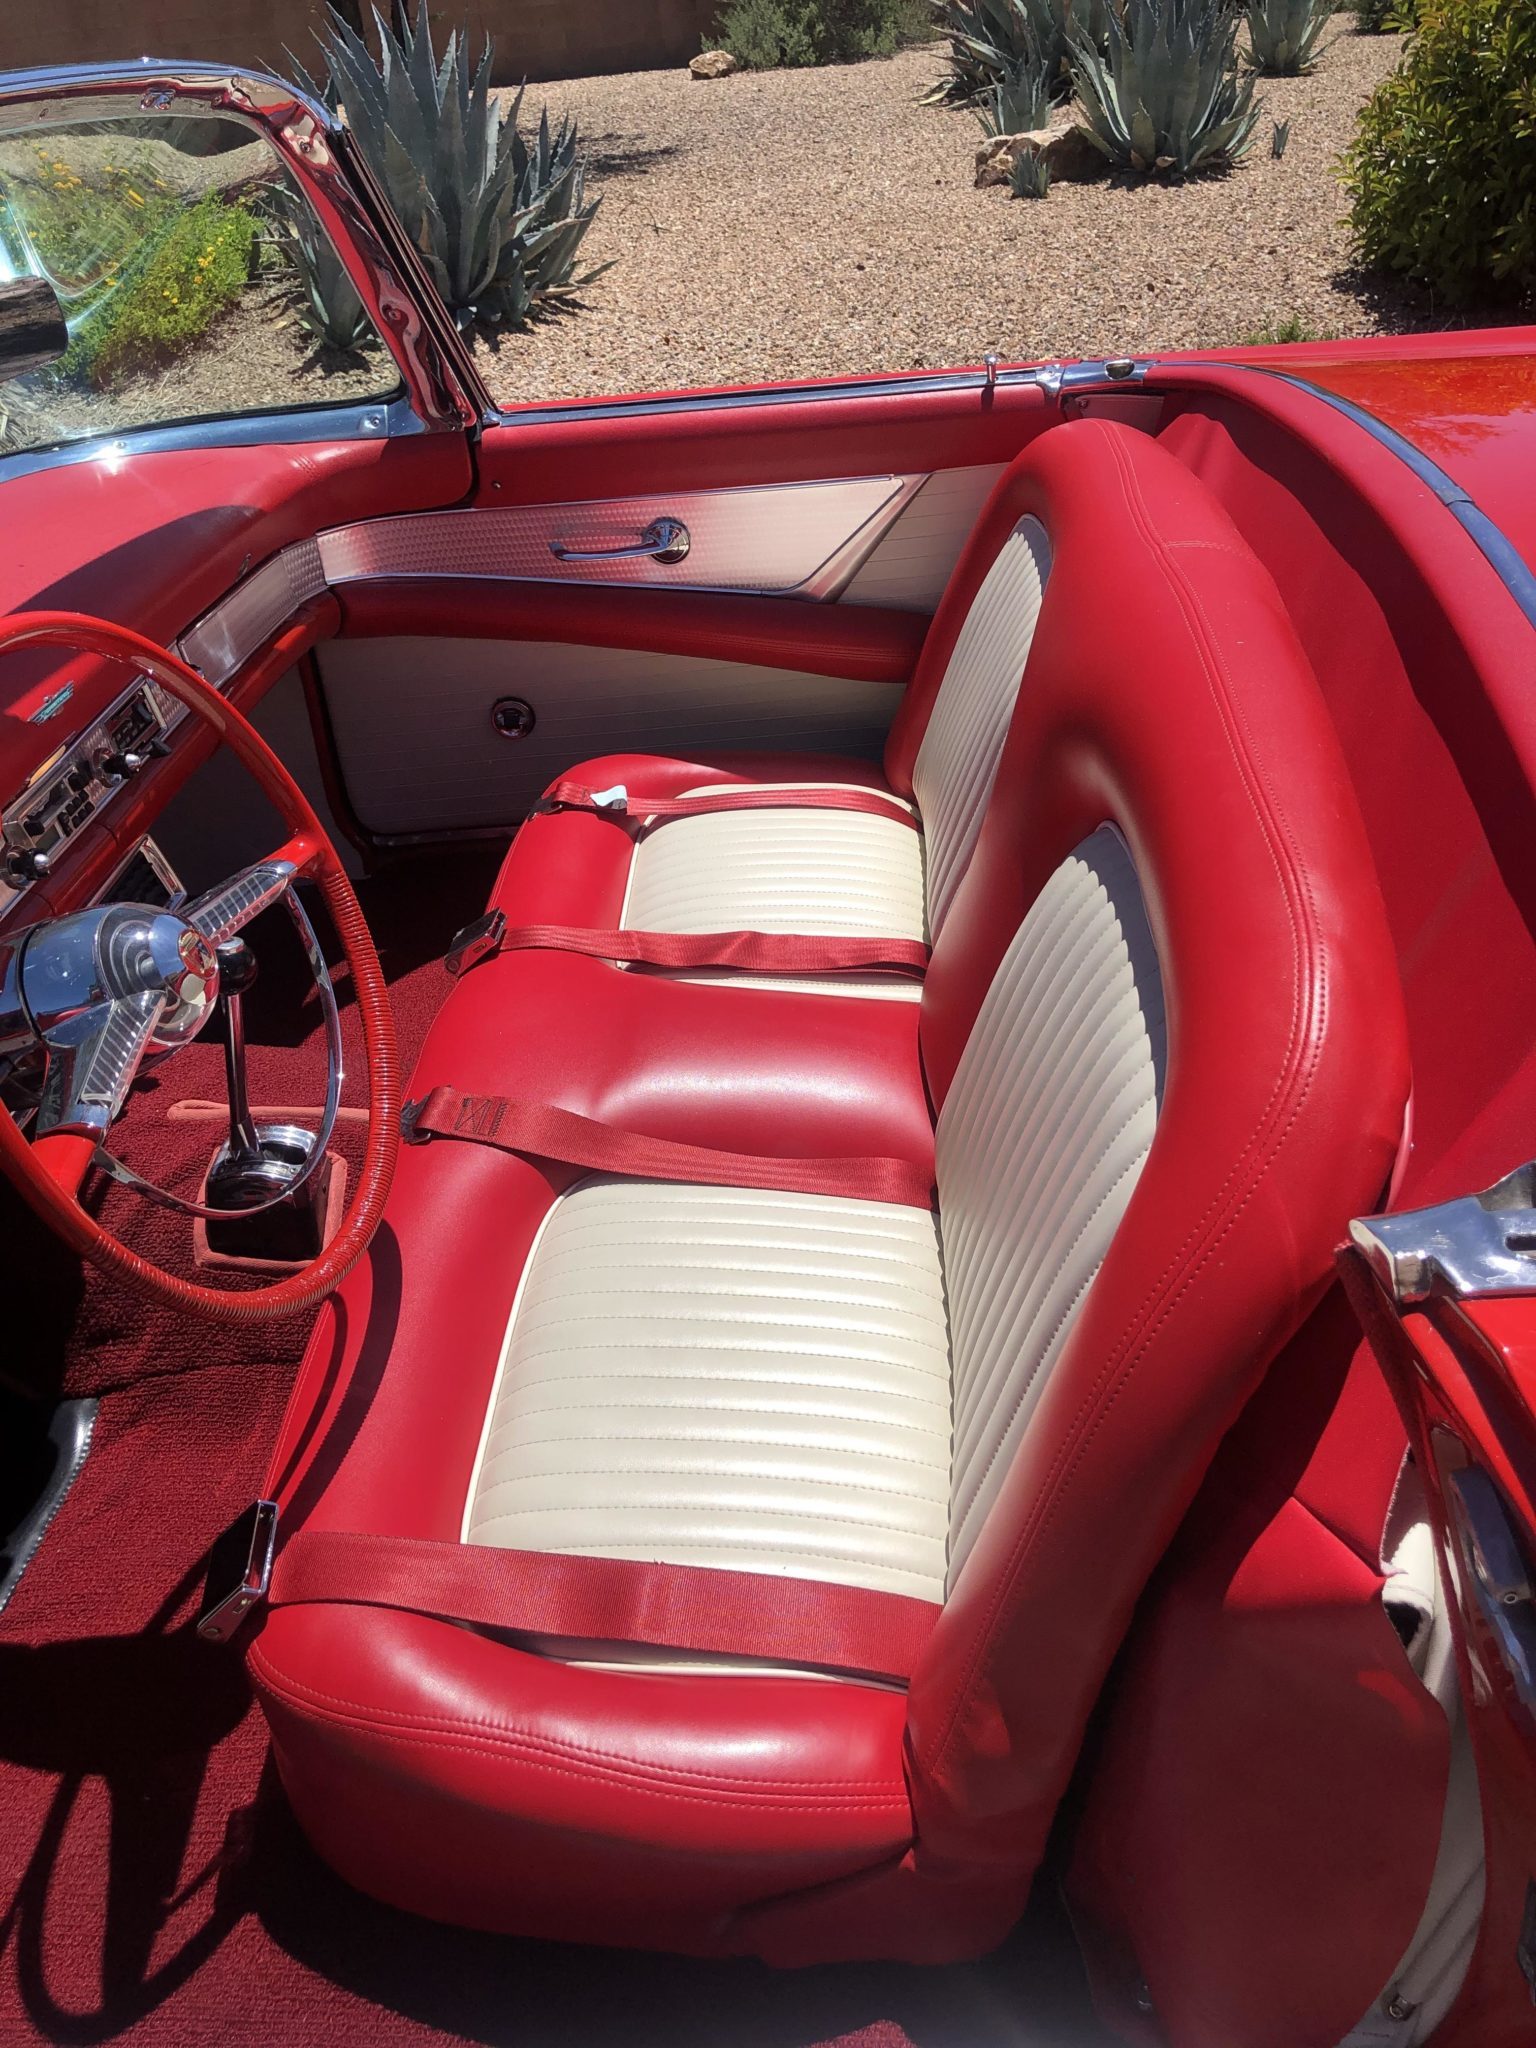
[0,112,400,459]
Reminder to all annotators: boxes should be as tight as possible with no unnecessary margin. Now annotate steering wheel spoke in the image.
[35,985,169,1140]
[186,857,299,947]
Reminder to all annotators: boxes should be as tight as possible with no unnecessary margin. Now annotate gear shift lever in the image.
[216,937,263,1167]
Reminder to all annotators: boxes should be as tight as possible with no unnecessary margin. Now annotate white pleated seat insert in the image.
[463,825,1163,1644]
[938,825,1166,1583]
[912,515,1050,934]
[616,516,1050,973]
[622,789,928,943]
[463,1181,952,1602]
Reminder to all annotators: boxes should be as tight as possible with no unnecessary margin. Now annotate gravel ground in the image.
[474,22,1467,406]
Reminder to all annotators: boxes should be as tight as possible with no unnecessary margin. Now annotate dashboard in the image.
[1,676,176,899]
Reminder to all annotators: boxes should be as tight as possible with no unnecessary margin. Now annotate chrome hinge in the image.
[197,1498,278,1643]
[1350,1161,1536,1306]
[1032,357,1149,405]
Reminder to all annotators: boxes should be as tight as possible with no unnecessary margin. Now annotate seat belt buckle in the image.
[197,1498,278,1644]
[444,907,506,977]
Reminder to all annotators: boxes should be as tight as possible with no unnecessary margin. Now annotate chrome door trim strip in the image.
[1253,368,1536,634]
[488,357,1150,428]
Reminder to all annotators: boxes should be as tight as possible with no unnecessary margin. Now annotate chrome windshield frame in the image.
[0,58,490,441]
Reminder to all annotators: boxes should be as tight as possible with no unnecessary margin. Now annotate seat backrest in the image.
[906,419,1410,1889]
[891,512,1051,935]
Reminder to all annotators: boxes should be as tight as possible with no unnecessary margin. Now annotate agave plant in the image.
[1245,0,1334,74]
[1008,143,1054,196]
[972,48,1054,136]
[264,182,377,354]
[290,3,610,336]
[928,0,1109,104]
[1071,0,1260,176]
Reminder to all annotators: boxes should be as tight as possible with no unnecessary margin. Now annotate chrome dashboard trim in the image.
[177,539,327,688]
[0,398,411,484]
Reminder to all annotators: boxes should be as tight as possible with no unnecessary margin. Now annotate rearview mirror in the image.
[0,274,69,384]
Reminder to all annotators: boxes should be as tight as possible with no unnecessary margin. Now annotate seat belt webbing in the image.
[537,776,920,832]
[404,1087,935,1210]
[447,913,930,980]
[266,1528,938,1685]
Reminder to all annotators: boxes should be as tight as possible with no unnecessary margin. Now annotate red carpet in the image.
[0,849,1107,2048]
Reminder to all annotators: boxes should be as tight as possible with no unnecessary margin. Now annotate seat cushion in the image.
[462,1178,950,1603]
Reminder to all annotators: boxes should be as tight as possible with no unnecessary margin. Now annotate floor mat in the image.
[0,844,1109,2047]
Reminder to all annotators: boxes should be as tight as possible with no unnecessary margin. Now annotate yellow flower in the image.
[126,189,144,206]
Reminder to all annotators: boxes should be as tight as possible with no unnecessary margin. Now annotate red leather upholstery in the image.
[249,420,1410,1963]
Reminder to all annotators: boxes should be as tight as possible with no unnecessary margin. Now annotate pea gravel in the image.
[474,24,1453,408]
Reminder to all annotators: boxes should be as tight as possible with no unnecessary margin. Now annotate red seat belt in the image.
[403,1086,935,1210]
[536,776,920,832]
[265,1528,938,1684]
[446,912,930,980]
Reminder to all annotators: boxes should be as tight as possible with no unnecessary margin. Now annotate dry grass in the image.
[474,20,1483,407]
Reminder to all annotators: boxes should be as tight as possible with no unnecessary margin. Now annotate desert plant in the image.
[264,182,377,354]
[928,0,1108,103]
[1242,311,1332,342]
[1343,0,1536,305]
[63,194,256,389]
[1271,114,1290,155]
[1072,0,1260,175]
[292,3,609,334]
[710,0,930,65]
[1009,142,1054,194]
[1246,0,1334,73]
[1354,0,1416,30]
[973,48,1054,132]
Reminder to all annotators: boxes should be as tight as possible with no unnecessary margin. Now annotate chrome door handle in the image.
[549,517,691,567]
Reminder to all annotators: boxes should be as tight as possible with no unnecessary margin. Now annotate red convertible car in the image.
[0,55,1533,2048]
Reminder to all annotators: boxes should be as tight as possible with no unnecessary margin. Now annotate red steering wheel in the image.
[0,612,400,1321]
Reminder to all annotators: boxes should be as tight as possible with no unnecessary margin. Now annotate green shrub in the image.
[65,195,255,389]
[1343,0,1536,304]
[1355,0,1417,30]
[1246,0,1334,73]
[291,3,609,333]
[929,0,1107,103]
[710,0,930,67]
[1073,0,1260,176]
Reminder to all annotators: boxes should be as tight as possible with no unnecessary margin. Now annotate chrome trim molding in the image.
[1258,369,1536,634]
[488,356,1152,428]
[316,474,928,599]
[178,540,327,688]
[0,397,408,484]
[1351,1161,1536,1305]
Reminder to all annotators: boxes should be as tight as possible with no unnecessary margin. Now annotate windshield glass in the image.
[0,112,399,458]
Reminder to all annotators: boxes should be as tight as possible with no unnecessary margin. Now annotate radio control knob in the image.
[102,749,146,779]
[5,848,51,881]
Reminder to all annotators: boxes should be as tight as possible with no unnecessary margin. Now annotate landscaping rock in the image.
[689,51,738,79]
[975,107,1105,188]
